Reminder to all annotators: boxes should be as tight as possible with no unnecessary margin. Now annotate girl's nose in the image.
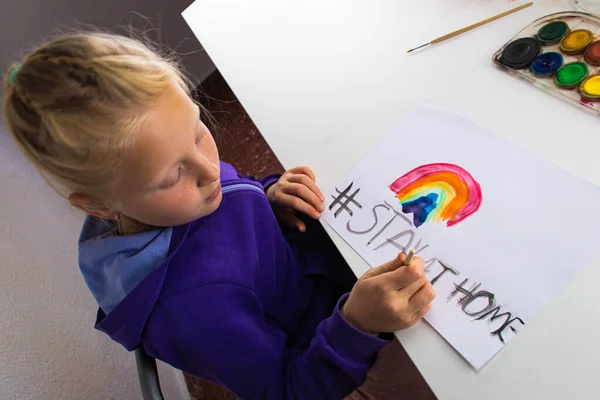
[193,154,220,187]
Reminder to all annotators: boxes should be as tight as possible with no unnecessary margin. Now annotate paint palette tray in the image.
[493,11,600,115]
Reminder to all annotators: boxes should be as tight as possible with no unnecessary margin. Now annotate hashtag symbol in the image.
[329,182,363,218]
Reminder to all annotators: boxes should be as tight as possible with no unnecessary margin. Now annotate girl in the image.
[3,32,435,399]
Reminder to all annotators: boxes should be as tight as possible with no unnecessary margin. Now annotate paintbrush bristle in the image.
[407,42,430,53]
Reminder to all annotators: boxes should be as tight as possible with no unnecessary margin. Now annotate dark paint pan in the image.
[537,21,570,45]
[500,37,541,69]
[530,52,563,77]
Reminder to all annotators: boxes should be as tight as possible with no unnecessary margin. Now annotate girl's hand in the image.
[341,252,435,336]
[266,166,325,232]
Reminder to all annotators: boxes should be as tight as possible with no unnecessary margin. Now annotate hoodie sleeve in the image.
[239,172,281,193]
[144,283,389,399]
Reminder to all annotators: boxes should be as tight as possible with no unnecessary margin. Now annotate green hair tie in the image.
[9,64,21,85]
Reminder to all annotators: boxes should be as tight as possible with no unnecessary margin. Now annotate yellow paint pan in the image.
[560,29,594,55]
[580,75,600,101]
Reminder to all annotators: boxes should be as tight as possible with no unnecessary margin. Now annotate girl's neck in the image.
[117,215,155,236]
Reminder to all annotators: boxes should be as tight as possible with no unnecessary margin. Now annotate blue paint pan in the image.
[530,52,563,77]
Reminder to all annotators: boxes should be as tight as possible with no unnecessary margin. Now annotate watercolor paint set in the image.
[493,11,600,114]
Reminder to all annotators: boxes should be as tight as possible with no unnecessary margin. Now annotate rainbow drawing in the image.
[389,163,482,228]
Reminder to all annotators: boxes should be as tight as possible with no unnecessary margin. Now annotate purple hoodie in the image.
[79,162,390,399]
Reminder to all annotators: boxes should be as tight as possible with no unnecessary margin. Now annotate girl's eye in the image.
[163,166,183,189]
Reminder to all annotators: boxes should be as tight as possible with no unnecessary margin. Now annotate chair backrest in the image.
[134,347,165,400]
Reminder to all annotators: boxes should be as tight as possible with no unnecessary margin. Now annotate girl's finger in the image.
[287,174,325,203]
[296,218,307,232]
[411,303,433,323]
[289,165,316,182]
[284,182,324,212]
[408,281,435,312]
[386,258,425,292]
[278,193,321,219]
[278,210,306,232]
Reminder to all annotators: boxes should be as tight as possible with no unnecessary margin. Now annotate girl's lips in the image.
[206,183,221,201]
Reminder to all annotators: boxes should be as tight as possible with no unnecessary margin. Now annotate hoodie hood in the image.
[78,216,173,315]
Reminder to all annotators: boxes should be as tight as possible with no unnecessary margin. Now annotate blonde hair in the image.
[3,32,190,198]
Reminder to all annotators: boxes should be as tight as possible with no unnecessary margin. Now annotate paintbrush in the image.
[404,249,416,266]
[407,2,534,53]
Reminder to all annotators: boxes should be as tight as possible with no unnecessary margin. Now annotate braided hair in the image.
[3,32,190,198]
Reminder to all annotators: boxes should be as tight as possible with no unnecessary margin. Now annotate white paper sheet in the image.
[322,106,600,370]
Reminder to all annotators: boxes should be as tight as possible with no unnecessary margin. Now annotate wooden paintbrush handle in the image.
[431,2,533,44]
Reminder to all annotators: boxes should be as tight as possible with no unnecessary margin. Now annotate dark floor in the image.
[186,71,435,400]
[194,71,285,178]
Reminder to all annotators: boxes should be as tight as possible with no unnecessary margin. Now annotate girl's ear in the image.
[68,193,116,220]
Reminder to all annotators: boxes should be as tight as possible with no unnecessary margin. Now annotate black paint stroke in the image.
[329,182,362,218]
[346,204,389,235]
[430,259,459,285]
[448,278,482,304]
[373,229,415,252]
[412,239,430,256]
[475,306,526,344]
[450,278,526,344]
[383,201,414,227]
[366,201,413,246]
[461,291,495,317]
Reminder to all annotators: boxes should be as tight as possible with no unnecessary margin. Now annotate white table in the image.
[183,1,600,398]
